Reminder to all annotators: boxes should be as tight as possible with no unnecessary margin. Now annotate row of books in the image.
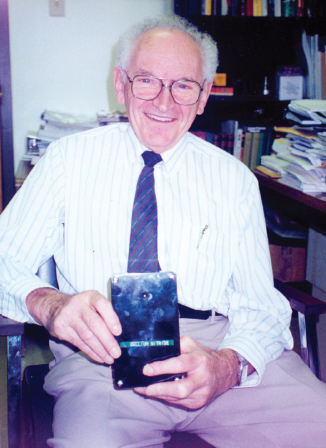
[191,124,274,170]
[175,0,326,17]
[302,33,326,100]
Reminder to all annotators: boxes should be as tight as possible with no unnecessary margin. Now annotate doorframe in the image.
[0,0,15,210]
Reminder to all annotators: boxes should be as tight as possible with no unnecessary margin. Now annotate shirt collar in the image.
[126,124,188,179]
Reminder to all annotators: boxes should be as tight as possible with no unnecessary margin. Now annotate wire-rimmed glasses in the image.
[126,73,204,106]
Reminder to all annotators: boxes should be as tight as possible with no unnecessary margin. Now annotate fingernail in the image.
[104,354,114,364]
[143,364,153,375]
[113,324,122,335]
[111,346,121,358]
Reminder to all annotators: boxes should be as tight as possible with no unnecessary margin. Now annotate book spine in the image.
[211,86,234,95]
[253,0,262,16]
[274,0,282,15]
[267,0,274,16]
[227,133,235,154]
[242,132,253,167]
[297,0,304,16]
[212,0,222,15]
[221,133,228,152]
[246,0,254,15]
[233,128,244,160]
[231,0,241,15]
[261,0,268,15]
[249,132,261,170]
[322,47,326,100]
[201,0,212,15]
[283,0,296,16]
[221,0,229,14]
[240,0,246,15]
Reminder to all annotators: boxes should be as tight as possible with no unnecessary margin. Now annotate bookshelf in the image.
[174,2,326,171]
[175,3,326,125]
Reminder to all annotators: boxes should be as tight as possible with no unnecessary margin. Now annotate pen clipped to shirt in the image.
[197,224,208,248]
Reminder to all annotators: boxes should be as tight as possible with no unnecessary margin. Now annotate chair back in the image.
[36,257,58,288]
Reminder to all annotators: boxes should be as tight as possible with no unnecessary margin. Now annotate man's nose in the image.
[153,84,175,111]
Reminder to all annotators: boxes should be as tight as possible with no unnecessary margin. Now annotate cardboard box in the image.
[269,244,306,282]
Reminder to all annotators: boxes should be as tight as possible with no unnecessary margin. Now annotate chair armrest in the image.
[274,279,326,316]
[0,315,24,337]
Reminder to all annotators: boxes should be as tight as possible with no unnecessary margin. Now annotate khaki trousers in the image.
[44,316,326,448]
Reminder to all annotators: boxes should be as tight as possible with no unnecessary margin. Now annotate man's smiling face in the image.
[114,29,212,154]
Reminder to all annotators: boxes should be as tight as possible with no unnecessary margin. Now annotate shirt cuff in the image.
[218,337,266,388]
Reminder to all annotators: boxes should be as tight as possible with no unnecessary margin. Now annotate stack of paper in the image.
[288,100,326,125]
[261,125,326,193]
[38,110,100,140]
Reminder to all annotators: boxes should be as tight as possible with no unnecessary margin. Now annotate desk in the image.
[254,170,326,236]
[254,170,326,381]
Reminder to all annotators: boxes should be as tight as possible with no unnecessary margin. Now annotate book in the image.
[261,0,268,16]
[231,0,241,15]
[274,0,282,16]
[210,86,234,96]
[246,0,254,15]
[249,132,262,170]
[256,166,282,178]
[282,0,296,16]
[212,0,222,14]
[253,0,262,16]
[240,0,246,15]
[322,49,326,100]
[256,131,267,167]
[297,0,305,16]
[242,131,253,167]
[233,128,244,160]
[214,73,227,86]
[267,0,274,16]
[201,0,212,15]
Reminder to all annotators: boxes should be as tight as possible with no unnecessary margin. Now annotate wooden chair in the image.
[1,257,326,448]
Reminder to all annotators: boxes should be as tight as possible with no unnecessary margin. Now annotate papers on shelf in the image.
[261,155,290,175]
[288,100,326,124]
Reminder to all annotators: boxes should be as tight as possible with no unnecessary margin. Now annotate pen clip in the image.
[197,224,208,249]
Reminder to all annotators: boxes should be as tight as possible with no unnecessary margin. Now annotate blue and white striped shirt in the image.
[0,123,293,386]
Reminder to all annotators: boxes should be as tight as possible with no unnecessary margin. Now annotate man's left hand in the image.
[134,336,242,409]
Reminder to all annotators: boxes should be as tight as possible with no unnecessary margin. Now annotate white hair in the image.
[116,15,218,82]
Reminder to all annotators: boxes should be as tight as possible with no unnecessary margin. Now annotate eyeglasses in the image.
[126,73,204,106]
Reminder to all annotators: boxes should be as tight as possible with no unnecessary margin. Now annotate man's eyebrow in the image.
[134,70,198,82]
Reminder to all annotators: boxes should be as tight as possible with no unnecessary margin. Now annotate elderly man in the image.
[1,15,326,448]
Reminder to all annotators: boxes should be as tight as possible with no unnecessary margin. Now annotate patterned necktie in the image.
[127,151,162,273]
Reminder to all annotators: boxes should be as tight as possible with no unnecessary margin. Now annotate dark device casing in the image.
[110,271,182,389]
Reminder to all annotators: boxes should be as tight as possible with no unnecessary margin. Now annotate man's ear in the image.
[197,81,212,116]
[113,67,126,105]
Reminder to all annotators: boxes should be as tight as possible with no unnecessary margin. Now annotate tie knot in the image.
[142,151,162,167]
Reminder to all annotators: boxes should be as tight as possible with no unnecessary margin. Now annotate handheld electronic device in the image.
[110,271,182,389]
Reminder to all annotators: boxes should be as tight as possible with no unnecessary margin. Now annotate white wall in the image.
[8,0,174,170]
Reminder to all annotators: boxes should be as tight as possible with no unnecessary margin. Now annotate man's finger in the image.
[79,307,121,360]
[91,295,122,336]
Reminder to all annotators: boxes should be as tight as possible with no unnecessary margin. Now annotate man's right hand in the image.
[26,288,122,364]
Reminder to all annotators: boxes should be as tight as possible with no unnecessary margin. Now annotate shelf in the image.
[192,97,289,130]
[180,15,326,34]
